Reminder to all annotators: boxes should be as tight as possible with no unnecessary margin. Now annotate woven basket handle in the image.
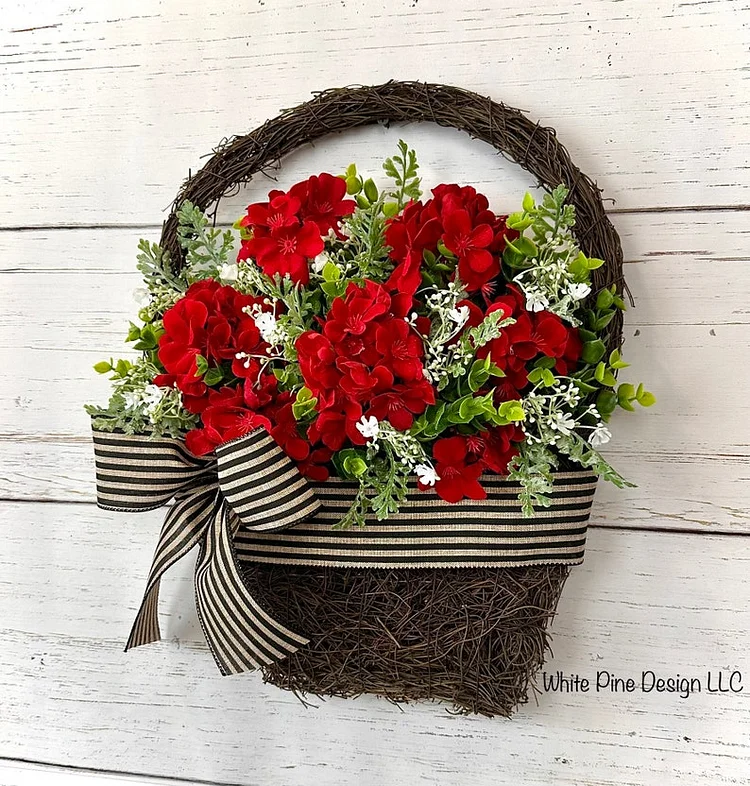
[159,81,624,318]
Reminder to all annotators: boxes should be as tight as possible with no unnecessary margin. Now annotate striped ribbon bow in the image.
[92,428,320,675]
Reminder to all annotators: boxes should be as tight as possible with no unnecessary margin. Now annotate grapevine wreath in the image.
[89,82,653,717]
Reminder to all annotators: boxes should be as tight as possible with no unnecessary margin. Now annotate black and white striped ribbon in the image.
[235,473,595,569]
[93,428,596,675]
[92,428,316,675]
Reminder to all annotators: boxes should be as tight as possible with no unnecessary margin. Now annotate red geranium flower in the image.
[184,385,272,457]
[465,425,524,475]
[296,278,436,450]
[289,173,356,237]
[296,446,333,482]
[337,360,394,401]
[295,331,341,397]
[441,208,498,293]
[156,279,269,413]
[241,192,301,234]
[324,280,391,343]
[368,379,436,431]
[307,398,365,450]
[425,436,487,504]
[556,325,583,375]
[385,201,442,296]
[270,401,311,462]
[374,317,426,382]
[240,219,324,285]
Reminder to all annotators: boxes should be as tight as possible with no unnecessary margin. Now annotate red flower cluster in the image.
[238,173,356,285]
[385,184,519,297]
[152,180,587,501]
[296,280,436,449]
[155,279,270,413]
[477,284,582,400]
[155,279,325,473]
[421,425,525,503]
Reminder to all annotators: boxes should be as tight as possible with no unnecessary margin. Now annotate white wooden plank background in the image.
[2,0,749,784]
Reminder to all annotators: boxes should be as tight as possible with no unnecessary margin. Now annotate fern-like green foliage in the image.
[177,201,235,280]
[506,442,560,517]
[382,140,422,208]
[136,239,185,294]
[343,198,391,281]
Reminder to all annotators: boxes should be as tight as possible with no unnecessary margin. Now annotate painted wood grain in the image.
[1,500,748,785]
[2,0,749,227]
[0,760,204,786]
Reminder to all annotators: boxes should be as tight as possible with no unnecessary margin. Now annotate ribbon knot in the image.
[92,428,320,675]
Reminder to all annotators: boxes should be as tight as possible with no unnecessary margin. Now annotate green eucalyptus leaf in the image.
[322,262,341,282]
[363,178,378,202]
[582,339,606,365]
[596,289,614,310]
[573,378,599,394]
[343,455,368,478]
[126,323,142,342]
[345,176,362,195]
[506,212,534,231]
[596,389,618,417]
[594,311,615,331]
[498,400,525,422]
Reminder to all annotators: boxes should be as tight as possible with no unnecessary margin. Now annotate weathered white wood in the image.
[1,500,748,785]
[0,760,202,786]
[2,0,749,227]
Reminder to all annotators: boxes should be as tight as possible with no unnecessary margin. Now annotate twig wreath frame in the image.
[96,81,630,716]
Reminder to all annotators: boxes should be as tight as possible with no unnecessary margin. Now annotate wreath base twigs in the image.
[249,563,569,717]
[160,81,626,353]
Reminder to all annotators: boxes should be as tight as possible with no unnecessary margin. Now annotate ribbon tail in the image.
[125,482,217,651]
[194,501,310,676]
[125,578,162,649]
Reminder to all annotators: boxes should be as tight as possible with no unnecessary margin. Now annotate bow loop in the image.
[93,427,318,675]
[93,430,215,512]
[216,429,321,532]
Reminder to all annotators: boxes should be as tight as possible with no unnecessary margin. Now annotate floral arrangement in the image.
[88,142,653,526]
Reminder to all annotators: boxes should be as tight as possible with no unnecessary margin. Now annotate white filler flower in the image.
[311,252,330,274]
[356,415,380,441]
[590,424,612,447]
[219,262,239,283]
[142,384,163,411]
[415,463,440,487]
[550,412,576,435]
[132,288,151,307]
[524,290,550,312]
[122,390,142,410]
[568,282,592,301]
[448,305,470,327]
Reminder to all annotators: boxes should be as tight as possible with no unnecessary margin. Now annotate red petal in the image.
[470,223,494,248]
[433,436,466,464]
[464,247,494,273]
[297,221,326,257]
